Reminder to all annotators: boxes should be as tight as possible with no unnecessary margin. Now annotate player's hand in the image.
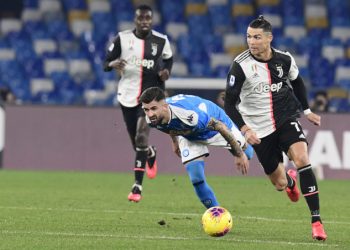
[158,69,170,81]
[108,59,127,74]
[306,112,321,126]
[245,129,261,145]
[235,153,249,175]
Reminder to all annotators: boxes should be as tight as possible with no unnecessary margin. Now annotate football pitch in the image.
[0,170,349,249]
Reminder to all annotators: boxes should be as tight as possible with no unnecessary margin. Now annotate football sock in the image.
[185,160,219,208]
[286,172,295,188]
[134,147,148,185]
[147,146,156,168]
[298,164,322,223]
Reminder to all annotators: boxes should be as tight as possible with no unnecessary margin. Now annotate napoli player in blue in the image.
[139,87,253,208]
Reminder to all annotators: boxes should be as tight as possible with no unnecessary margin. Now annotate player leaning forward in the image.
[140,87,253,209]
[224,15,327,241]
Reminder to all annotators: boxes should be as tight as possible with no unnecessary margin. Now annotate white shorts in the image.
[178,126,246,164]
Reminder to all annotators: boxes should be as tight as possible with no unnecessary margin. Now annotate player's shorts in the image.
[253,118,308,175]
[178,125,246,164]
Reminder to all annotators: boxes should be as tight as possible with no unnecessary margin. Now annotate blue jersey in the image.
[149,94,235,141]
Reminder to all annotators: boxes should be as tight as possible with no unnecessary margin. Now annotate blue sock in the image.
[185,160,219,208]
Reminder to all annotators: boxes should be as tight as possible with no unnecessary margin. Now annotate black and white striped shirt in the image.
[225,48,302,138]
[104,29,173,107]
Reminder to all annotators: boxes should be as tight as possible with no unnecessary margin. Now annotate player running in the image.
[224,15,327,241]
[104,5,173,202]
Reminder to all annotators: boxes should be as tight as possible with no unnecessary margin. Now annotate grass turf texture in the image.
[0,170,349,249]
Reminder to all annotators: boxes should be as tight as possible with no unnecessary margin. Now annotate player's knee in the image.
[134,133,148,147]
[275,179,288,191]
[293,153,309,167]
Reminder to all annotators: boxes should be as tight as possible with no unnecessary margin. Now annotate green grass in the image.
[0,170,349,249]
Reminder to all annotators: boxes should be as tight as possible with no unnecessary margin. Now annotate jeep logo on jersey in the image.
[130,56,154,69]
[254,82,283,93]
[276,65,283,78]
[151,43,158,56]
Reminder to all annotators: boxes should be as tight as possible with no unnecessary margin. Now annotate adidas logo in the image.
[299,134,306,139]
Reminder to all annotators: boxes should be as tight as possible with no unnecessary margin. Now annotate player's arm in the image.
[290,75,321,126]
[207,118,249,175]
[224,62,246,130]
[207,118,243,157]
[159,37,173,81]
[158,57,173,81]
[224,62,261,144]
[103,35,123,72]
[288,53,321,126]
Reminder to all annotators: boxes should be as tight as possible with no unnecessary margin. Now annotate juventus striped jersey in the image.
[104,29,173,107]
[225,48,303,138]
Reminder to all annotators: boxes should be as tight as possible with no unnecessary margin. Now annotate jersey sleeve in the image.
[195,107,212,130]
[162,36,173,60]
[290,75,310,110]
[287,52,299,81]
[224,61,246,129]
[103,35,121,72]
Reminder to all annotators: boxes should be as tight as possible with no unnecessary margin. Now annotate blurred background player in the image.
[140,87,253,209]
[224,16,327,241]
[310,90,329,112]
[104,5,173,202]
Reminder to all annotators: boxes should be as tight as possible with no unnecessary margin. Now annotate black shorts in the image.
[120,104,146,147]
[252,118,308,175]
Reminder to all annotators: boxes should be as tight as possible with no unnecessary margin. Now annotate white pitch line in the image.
[0,230,339,248]
[0,205,349,225]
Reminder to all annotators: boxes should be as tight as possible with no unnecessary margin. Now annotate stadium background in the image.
[0,0,349,178]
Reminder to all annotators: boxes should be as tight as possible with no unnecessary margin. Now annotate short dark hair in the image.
[139,87,165,104]
[249,15,272,33]
[315,90,328,98]
[135,4,153,14]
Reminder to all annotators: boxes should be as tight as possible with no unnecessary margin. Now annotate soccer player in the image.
[104,5,173,202]
[139,87,253,209]
[224,16,327,240]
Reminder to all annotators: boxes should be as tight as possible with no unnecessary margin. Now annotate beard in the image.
[149,115,162,126]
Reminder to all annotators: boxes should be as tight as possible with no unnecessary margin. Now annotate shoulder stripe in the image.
[151,30,168,40]
[119,30,133,35]
[235,52,251,64]
[235,50,250,61]
[273,48,291,56]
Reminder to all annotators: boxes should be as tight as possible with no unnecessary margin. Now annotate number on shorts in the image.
[290,122,300,132]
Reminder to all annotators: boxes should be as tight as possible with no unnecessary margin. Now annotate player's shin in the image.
[185,160,219,209]
[134,147,148,185]
[298,164,322,223]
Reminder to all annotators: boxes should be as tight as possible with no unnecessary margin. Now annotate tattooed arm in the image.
[207,117,249,175]
[207,118,243,157]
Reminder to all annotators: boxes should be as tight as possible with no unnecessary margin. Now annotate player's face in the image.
[142,100,169,125]
[134,9,153,35]
[247,27,272,58]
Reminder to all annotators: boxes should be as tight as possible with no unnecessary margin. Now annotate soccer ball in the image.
[202,206,233,237]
